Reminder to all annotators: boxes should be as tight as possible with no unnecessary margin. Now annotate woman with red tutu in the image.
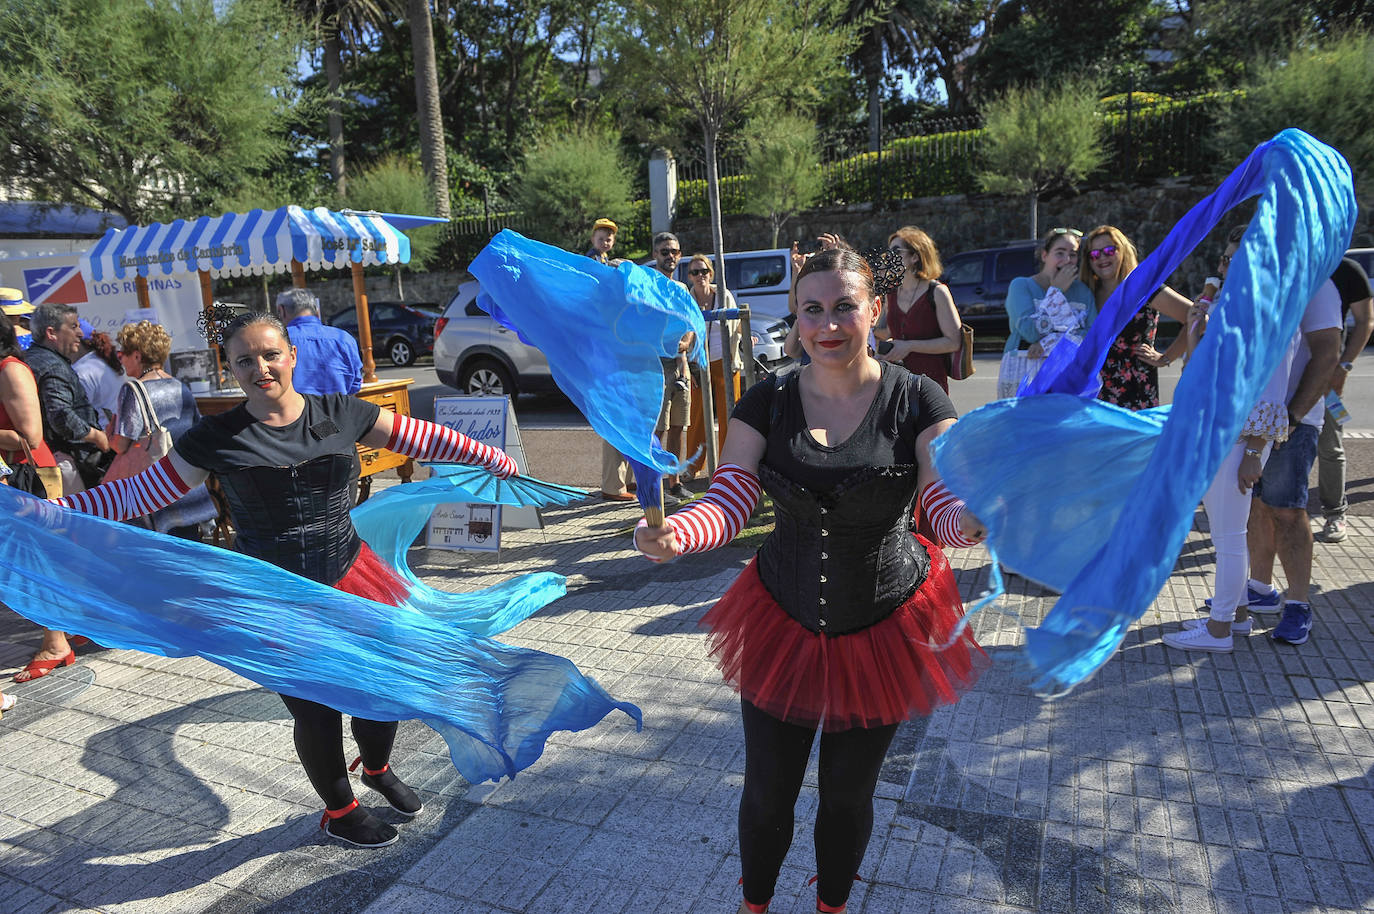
[636,249,990,914]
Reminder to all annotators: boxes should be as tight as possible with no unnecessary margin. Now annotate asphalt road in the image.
[378,350,1374,514]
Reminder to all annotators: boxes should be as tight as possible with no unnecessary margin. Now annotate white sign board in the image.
[425,396,542,551]
[0,251,207,352]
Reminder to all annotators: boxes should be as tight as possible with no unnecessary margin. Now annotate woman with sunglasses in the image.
[683,254,741,487]
[1081,225,1191,410]
[875,226,962,393]
[999,227,1096,398]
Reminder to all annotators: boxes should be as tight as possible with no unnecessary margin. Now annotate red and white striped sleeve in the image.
[385,414,516,478]
[56,456,193,520]
[920,480,978,549]
[638,463,761,557]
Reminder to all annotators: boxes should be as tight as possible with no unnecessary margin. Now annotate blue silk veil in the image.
[933,129,1356,694]
[0,472,641,784]
[469,230,707,482]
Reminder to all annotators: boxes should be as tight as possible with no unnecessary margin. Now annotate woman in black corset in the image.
[57,312,516,848]
[636,249,989,914]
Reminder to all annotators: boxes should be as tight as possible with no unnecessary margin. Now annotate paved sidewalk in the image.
[2,481,1373,914]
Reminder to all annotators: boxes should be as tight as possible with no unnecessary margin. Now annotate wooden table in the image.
[193,377,417,500]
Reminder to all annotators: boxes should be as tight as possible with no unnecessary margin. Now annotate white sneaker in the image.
[1162,625,1233,653]
[1182,617,1252,635]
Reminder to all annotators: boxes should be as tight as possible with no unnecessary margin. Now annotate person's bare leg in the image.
[1271,506,1313,602]
[1247,500,1278,587]
[14,629,73,682]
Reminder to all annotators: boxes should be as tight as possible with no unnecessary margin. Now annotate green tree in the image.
[349,155,442,269]
[512,128,634,250]
[977,77,1106,237]
[842,0,919,150]
[972,1,1157,102]
[616,0,856,312]
[0,0,307,224]
[1215,31,1374,188]
[743,113,824,248]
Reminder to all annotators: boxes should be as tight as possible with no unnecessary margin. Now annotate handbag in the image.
[102,378,172,483]
[947,324,976,381]
[2,438,62,498]
[997,349,1045,399]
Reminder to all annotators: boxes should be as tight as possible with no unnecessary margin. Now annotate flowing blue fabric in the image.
[934,129,1356,694]
[348,465,589,638]
[469,231,706,481]
[0,480,641,783]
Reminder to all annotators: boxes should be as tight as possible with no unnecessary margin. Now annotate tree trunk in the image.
[867,76,882,152]
[408,0,450,218]
[1029,192,1039,240]
[323,33,346,200]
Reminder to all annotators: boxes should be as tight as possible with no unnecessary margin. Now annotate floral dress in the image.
[1099,306,1160,410]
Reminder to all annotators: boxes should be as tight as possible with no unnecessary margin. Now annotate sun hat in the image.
[0,287,34,316]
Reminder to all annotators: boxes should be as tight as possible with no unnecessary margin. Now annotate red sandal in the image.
[13,650,75,682]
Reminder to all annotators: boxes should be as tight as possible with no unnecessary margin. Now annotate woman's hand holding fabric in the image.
[633,522,681,563]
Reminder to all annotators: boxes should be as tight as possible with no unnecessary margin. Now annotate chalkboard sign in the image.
[425,395,540,551]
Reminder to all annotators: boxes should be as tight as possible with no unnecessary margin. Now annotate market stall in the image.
[80,205,444,494]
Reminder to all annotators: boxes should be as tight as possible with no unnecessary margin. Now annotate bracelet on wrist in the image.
[1244,447,1262,458]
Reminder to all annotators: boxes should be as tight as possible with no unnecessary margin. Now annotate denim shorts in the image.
[1254,422,1319,509]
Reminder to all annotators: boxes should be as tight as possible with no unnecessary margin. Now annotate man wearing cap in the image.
[0,287,34,349]
[587,218,617,265]
[276,288,362,396]
[23,302,110,491]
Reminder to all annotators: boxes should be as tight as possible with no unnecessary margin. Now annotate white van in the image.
[674,247,794,371]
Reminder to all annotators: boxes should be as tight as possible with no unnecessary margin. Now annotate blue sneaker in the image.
[1205,583,1281,614]
[1270,601,1312,645]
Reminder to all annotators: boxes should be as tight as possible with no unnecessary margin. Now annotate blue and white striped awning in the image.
[81,206,421,281]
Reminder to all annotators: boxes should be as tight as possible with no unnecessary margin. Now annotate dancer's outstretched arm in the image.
[366,411,517,478]
[57,451,208,520]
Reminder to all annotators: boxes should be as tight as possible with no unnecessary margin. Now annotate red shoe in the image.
[13,650,75,682]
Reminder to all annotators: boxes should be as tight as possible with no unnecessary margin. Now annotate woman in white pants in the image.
[1162,232,1298,653]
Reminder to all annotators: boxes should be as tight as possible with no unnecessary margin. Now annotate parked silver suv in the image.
[434,269,792,397]
[433,281,556,397]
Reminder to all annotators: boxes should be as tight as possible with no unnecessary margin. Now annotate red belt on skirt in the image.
[700,533,989,731]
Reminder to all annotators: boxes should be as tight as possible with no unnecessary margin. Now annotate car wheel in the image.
[458,358,516,397]
[388,337,416,367]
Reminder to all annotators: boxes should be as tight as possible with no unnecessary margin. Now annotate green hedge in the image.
[675,93,1227,215]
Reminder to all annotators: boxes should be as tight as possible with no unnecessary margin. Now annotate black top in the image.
[732,363,958,634]
[175,394,381,584]
[1332,257,1372,319]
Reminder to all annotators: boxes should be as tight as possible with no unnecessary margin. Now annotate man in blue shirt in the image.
[277,288,363,395]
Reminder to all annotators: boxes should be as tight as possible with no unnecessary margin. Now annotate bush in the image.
[512,128,634,250]
[1216,31,1374,182]
[348,155,442,270]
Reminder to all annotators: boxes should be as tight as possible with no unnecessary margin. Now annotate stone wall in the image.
[215,269,470,319]
[671,177,1374,290]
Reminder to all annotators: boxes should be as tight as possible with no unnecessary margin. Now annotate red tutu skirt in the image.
[700,534,989,731]
[333,542,412,606]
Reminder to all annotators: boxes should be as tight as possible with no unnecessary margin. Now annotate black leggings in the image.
[739,698,898,910]
[280,694,398,810]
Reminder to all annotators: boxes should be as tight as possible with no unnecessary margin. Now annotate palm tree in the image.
[407,0,449,218]
[843,0,919,150]
[296,0,394,199]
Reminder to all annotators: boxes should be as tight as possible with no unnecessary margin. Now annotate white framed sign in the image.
[425,396,542,551]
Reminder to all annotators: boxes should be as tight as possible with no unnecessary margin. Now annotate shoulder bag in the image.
[2,438,62,498]
[102,378,173,483]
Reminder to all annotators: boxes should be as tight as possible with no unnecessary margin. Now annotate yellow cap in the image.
[591,218,618,232]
